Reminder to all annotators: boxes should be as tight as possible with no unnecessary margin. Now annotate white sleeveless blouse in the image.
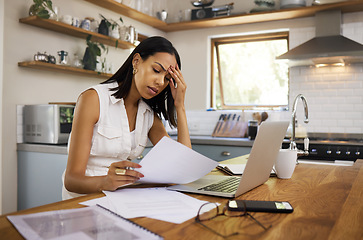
[62,82,154,200]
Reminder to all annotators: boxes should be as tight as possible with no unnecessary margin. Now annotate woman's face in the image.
[133,52,177,99]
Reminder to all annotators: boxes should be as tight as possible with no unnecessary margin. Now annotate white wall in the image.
[1,0,163,214]
[0,0,5,214]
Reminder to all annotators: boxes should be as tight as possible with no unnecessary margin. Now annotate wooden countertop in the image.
[1,158,362,239]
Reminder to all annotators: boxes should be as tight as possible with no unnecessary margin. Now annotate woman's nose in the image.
[155,75,165,86]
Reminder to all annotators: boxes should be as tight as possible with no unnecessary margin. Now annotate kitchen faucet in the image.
[290,94,309,157]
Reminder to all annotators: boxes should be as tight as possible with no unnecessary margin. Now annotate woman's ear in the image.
[132,53,141,68]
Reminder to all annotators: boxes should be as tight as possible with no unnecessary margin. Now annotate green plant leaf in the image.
[45,1,55,14]
[34,0,42,5]
[37,9,50,19]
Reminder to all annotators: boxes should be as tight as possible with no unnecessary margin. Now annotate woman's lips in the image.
[148,86,158,95]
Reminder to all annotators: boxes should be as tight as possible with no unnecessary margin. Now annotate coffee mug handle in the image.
[125,32,131,42]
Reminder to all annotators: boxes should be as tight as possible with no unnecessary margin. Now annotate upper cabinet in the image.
[84,0,363,32]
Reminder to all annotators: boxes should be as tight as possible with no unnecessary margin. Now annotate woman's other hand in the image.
[168,65,187,109]
[102,161,144,191]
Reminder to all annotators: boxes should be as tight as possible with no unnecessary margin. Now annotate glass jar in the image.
[248,120,258,140]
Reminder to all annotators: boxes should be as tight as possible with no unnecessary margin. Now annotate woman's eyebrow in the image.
[155,62,166,71]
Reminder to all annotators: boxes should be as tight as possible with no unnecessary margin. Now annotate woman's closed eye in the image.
[153,68,160,73]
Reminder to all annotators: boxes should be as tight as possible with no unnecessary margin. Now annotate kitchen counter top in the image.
[17,143,69,155]
[17,135,363,155]
[17,136,255,155]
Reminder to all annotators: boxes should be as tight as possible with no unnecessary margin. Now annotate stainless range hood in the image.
[277,10,363,67]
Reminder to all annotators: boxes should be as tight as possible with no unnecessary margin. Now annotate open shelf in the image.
[18,61,113,79]
[84,0,167,29]
[84,0,363,32]
[19,16,136,49]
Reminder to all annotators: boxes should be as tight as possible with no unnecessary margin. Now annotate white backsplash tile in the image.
[17,105,24,143]
[289,64,363,134]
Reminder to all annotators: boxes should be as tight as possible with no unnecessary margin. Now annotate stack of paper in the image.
[82,137,219,223]
[82,188,210,224]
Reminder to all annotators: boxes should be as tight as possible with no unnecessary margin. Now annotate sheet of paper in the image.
[219,163,246,175]
[137,137,218,184]
[80,196,117,213]
[102,188,208,223]
[219,163,276,175]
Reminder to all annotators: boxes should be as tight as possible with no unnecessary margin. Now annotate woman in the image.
[62,36,191,199]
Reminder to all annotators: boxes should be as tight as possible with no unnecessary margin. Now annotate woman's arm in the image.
[148,64,191,148]
[64,89,143,194]
[169,64,191,148]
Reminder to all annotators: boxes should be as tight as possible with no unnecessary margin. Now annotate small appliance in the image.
[23,104,75,144]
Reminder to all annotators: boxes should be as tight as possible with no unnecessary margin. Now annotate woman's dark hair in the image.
[102,36,181,128]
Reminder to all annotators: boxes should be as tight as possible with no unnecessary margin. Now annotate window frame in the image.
[211,32,290,110]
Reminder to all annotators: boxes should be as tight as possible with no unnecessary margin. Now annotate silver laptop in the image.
[167,121,289,198]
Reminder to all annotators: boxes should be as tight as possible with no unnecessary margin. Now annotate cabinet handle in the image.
[221,151,231,156]
[137,154,144,160]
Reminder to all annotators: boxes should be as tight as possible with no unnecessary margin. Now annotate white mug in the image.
[119,26,130,42]
[274,149,298,179]
[61,15,72,25]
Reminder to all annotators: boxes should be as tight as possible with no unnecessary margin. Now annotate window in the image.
[211,32,289,110]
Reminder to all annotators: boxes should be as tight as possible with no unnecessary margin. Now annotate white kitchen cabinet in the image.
[192,145,251,162]
[17,146,152,210]
[17,151,67,210]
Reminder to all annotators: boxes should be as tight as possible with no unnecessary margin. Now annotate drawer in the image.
[192,145,251,162]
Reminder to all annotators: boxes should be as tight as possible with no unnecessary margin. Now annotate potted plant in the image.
[98,14,123,38]
[28,0,55,19]
[83,35,107,71]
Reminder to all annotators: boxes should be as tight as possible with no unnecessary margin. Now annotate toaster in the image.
[23,104,75,144]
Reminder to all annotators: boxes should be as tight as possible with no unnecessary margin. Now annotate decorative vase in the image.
[98,19,109,36]
[83,47,97,71]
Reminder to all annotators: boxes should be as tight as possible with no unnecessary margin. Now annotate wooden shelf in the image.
[84,0,363,32]
[19,16,136,49]
[18,61,113,79]
[84,0,167,29]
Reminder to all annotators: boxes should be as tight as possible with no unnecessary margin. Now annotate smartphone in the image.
[228,200,293,213]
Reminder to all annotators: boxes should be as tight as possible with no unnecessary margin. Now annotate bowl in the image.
[191,0,215,8]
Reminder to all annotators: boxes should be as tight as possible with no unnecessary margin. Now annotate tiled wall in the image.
[288,12,363,134]
[16,105,24,143]
[288,64,363,134]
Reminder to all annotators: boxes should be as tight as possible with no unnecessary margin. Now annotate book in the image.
[7,205,163,240]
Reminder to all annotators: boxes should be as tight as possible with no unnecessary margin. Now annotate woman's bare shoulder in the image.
[75,89,100,123]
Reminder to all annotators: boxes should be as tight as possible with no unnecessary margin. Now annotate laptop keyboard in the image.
[198,177,240,193]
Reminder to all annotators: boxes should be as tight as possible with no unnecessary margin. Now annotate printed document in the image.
[8,205,163,240]
[81,188,210,224]
[137,137,218,184]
